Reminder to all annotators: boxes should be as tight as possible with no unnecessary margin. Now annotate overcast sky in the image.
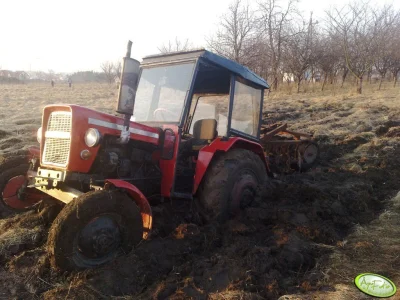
[0,0,398,73]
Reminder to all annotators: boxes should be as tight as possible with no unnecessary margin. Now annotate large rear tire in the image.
[197,149,268,222]
[48,190,143,271]
[0,156,43,218]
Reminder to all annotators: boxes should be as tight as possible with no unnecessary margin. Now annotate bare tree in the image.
[158,37,193,53]
[338,60,349,88]
[113,61,122,79]
[245,38,270,78]
[372,5,400,89]
[100,61,116,84]
[282,13,316,93]
[316,35,341,91]
[202,0,400,93]
[207,0,257,64]
[47,69,56,81]
[375,51,391,89]
[326,1,382,94]
[258,0,298,91]
[388,33,400,87]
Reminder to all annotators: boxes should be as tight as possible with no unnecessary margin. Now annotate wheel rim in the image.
[76,215,122,260]
[230,170,258,215]
[303,143,318,164]
[2,175,42,209]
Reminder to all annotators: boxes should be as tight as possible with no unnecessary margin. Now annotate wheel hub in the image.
[77,216,122,259]
[230,173,257,215]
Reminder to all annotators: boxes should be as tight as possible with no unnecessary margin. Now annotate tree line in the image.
[204,0,400,93]
[160,0,396,93]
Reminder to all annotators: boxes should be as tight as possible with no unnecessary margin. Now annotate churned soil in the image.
[0,82,399,299]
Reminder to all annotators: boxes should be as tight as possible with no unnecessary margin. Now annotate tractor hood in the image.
[39,104,160,172]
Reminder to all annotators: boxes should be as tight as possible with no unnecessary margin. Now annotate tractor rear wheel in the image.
[0,156,43,218]
[48,190,143,271]
[197,149,267,222]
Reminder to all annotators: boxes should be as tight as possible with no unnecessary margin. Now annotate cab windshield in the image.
[132,62,195,123]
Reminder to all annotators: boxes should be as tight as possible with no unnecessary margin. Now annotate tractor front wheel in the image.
[0,156,43,218]
[47,190,143,271]
[197,149,268,222]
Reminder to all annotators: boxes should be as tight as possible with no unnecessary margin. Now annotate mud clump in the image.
[0,203,61,261]
[0,202,62,298]
[375,120,400,136]
[385,126,400,137]
[0,130,10,140]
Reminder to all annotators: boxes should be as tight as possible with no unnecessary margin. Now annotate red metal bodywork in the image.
[105,179,152,239]
[27,146,40,159]
[2,175,43,209]
[159,125,180,197]
[38,106,269,202]
[40,105,160,173]
[2,146,43,209]
[192,137,268,194]
[38,104,182,198]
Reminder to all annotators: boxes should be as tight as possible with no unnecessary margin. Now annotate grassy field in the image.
[0,83,118,155]
[0,81,399,299]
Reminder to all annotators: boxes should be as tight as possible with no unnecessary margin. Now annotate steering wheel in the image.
[153,108,178,121]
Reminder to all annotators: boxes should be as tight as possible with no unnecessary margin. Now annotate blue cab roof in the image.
[142,49,270,89]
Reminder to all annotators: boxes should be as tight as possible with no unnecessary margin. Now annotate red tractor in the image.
[0,42,318,271]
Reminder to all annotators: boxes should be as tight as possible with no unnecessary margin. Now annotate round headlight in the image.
[37,127,42,144]
[84,128,101,147]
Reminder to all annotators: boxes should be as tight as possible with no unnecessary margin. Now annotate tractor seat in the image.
[192,119,218,150]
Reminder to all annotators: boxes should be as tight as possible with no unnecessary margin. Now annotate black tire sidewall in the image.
[198,149,267,222]
[48,190,143,271]
[219,158,265,221]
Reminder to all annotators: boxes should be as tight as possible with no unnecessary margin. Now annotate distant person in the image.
[68,78,72,88]
[51,79,54,87]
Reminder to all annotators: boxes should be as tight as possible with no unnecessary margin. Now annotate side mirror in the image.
[116,57,140,115]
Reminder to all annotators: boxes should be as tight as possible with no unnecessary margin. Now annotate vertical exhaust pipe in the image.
[116,41,140,144]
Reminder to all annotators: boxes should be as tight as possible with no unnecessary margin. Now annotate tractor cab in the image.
[128,49,269,198]
[133,49,268,139]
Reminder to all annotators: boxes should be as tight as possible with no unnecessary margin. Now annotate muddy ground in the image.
[0,83,399,299]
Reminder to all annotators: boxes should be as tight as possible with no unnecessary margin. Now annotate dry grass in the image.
[0,81,399,299]
[0,203,61,261]
[266,81,400,299]
[0,80,398,154]
[333,192,400,279]
[282,193,400,300]
[208,290,265,300]
[0,82,118,154]
[0,226,43,258]
[266,81,399,137]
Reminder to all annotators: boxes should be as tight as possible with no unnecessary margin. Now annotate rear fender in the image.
[105,179,152,239]
[193,137,269,194]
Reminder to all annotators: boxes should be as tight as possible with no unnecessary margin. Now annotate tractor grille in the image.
[42,111,72,167]
[47,112,72,132]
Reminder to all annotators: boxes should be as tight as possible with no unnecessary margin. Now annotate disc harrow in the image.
[260,123,319,174]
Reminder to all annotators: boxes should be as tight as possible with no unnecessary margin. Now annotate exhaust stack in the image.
[116,40,140,144]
